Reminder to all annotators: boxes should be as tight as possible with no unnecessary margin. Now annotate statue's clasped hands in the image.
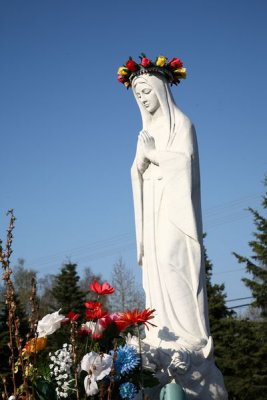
[138,130,157,164]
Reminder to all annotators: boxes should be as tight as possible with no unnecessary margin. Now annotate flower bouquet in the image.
[0,214,158,400]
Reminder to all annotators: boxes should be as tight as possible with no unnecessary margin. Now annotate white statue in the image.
[118,55,227,399]
[131,72,209,349]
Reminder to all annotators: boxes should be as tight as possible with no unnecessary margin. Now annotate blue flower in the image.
[114,345,140,375]
[119,382,138,399]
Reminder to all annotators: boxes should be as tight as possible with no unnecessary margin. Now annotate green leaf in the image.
[34,379,57,400]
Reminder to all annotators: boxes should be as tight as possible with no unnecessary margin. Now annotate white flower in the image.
[80,321,105,337]
[81,351,113,381]
[84,375,99,396]
[81,321,96,332]
[49,344,73,398]
[37,310,65,337]
[8,396,16,400]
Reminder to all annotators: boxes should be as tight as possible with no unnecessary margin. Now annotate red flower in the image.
[84,301,107,320]
[79,320,106,339]
[125,58,138,72]
[116,308,156,330]
[65,311,80,322]
[89,280,115,295]
[141,57,151,68]
[117,75,127,84]
[62,311,81,325]
[168,57,183,70]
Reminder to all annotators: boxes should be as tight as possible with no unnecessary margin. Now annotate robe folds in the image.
[131,109,210,349]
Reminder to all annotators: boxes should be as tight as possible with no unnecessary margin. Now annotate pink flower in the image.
[141,57,151,67]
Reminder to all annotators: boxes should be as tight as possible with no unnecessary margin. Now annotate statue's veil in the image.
[132,73,178,147]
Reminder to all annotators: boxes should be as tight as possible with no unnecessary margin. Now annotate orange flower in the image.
[89,280,115,295]
[116,308,156,330]
[23,336,47,355]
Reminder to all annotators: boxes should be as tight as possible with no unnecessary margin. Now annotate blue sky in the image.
[1,0,266,310]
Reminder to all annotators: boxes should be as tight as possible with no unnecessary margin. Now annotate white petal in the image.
[84,376,99,396]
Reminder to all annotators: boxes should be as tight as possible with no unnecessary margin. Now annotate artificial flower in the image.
[23,337,47,355]
[118,54,186,87]
[125,58,138,72]
[89,280,115,295]
[65,311,80,322]
[126,333,157,372]
[113,344,140,375]
[155,55,167,67]
[141,57,151,67]
[84,375,99,396]
[168,57,183,70]
[79,320,106,339]
[117,67,129,76]
[49,344,73,398]
[119,382,138,400]
[84,301,108,319]
[118,75,127,84]
[81,351,113,381]
[111,311,140,331]
[84,300,102,309]
[174,67,187,78]
[37,310,65,337]
[116,308,156,330]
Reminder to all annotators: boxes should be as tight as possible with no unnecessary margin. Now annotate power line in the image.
[227,303,252,310]
[21,193,261,272]
[226,296,253,303]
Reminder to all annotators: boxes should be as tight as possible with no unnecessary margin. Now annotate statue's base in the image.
[127,335,228,400]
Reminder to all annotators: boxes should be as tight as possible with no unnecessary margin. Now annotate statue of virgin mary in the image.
[118,56,227,399]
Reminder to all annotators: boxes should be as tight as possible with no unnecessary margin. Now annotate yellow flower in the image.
[174,67,187,79]
[155,55,167,67]
[23,336,47,355]
[25,363,35,377]
[117,67,129,76]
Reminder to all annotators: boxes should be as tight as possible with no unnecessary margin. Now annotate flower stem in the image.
[137,325,145,400]
[70,321,80,400]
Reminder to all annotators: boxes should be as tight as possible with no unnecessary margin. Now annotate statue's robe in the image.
[131,108,210,349]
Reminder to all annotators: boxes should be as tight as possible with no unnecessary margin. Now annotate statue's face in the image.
[134,81,160,114]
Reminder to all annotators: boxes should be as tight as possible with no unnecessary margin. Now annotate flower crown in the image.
[117,53,186,89]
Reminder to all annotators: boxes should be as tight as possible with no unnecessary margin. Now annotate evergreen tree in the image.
[217,317,267,400]
[50,262,86,315]
[204,237,232,324]
[79,266,103,301]
[204,236,267,399]
[233,176,267,318]
[203,236,233,376]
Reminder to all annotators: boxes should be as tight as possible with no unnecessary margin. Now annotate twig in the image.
[0,210,17,396]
